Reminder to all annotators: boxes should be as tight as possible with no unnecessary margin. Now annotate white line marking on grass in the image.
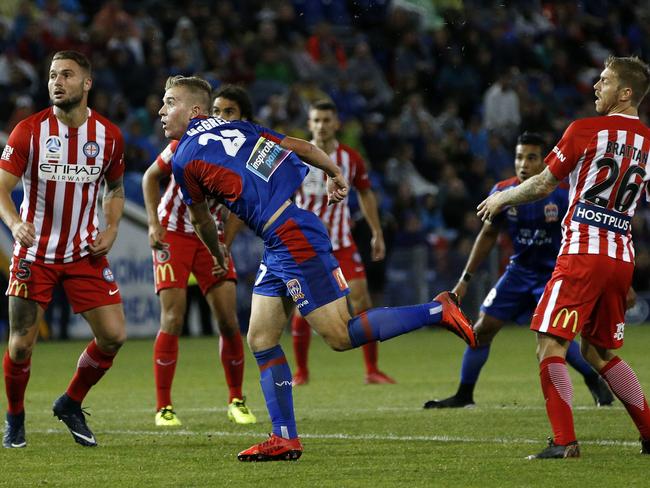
[34,428,640,448]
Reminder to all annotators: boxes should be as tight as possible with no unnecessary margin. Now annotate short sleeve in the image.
[105,128,125,181]
[251,122,286,144]
[0,120,32,177]
[350,150,371,191]
[155,140,178,176]
[545,121,582,181]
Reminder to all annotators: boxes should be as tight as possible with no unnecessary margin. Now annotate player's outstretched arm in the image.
[142,162,167,250]
[357,188,385,261]
[0,168,35,248]
[477,167,559,222]
[89,176,124,257]
[188,201,228,275]
[452,221,499,300]
[280,136,349,204]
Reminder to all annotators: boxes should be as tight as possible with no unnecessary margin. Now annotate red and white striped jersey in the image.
[546,114,650,262]
[295,142,371,250]
[0,107,125,263]
[155,140,225,235]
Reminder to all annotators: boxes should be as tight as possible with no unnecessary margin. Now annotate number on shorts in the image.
[16,258,32,280]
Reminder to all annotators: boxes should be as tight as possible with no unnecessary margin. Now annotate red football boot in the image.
[238,433,303,462]
[433,292,477,348]
[365,370,397,384]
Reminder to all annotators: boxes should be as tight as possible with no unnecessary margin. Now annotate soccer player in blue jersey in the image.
[424,132,614,409]
[158,75,476,461]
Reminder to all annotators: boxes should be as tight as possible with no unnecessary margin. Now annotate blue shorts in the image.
[253,204,349,315]
[480,263,552,325]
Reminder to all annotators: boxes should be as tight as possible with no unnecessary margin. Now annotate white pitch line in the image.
[35,428,640,448]
[25,404,624,415]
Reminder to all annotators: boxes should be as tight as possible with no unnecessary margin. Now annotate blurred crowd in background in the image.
[1,0,650,335]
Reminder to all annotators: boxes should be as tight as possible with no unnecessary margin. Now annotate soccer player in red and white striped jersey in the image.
[291,100,395,385]
[478,55,650,458]
[142,82,255,426]
[0,51,126,448]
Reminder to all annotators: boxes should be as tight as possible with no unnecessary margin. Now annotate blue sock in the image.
[459,344,491,384]
[254,345,297,439]
[347,302,442,348]
[565,340,596,378]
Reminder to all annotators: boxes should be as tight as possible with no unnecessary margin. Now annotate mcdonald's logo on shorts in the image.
[8,280,29,299]
[551,308,578,333]
[155,263,176,284]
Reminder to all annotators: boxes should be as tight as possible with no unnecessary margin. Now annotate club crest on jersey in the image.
[83,141,100,158]
[286,279,305,302]
[544,202,559,222]
[246,136,290,182]
[102,267,115,283]
[45,136,62,160]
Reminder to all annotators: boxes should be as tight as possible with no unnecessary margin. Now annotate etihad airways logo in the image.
[39,163,102,183]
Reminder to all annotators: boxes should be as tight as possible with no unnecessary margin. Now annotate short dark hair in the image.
[213,84,253,121]
[605,55,650,106]
[516,131,545,150]
[52,50,91,75]
[165,75,212,111]
[310,99,337,113]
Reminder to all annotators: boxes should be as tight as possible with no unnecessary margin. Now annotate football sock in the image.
[347,302,441,348]
[154,331,179,410]
[254,345,297,439]
[600,356,650,439]
[539,356,576,445]
[291,314,311,373]
[565,340,595,378]
[66,340,117,403]
[219,333,244,402]
[3,350,30,415]
[459,344,490,386]
[362,342,379,374]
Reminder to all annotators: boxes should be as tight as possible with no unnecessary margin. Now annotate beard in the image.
[51,91,84,111]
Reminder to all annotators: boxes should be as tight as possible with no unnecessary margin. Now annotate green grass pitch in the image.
[1,325,649,487]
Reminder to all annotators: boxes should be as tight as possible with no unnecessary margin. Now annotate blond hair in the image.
[605,55,650,106]
[164,75,212,111]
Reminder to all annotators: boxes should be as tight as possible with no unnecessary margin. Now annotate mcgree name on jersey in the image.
[38,162,102,183]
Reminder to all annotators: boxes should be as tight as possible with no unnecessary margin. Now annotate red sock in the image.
[66,340,116,403]
[362,342,379,374]
[601,356,650,439]
[3,350,31,415]
[539,356,576,445]
[153,331,179,410]
[291,314,310,373]
[219,333,244,402]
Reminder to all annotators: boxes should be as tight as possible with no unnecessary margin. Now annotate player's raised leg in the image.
[238,294,301,461]
[3,297,42,448]
[53,302,126,447]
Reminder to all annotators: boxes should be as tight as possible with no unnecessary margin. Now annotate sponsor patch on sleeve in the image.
[245,136,291,181]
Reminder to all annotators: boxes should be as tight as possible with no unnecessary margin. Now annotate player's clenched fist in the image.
[11,221,35,248]
[327,173,349,205]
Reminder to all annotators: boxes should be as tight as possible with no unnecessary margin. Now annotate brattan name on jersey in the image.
[246,137,290,181]
[572,201,631,234]
[38,162,102,183]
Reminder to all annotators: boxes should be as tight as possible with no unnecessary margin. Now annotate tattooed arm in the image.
[477,167,559,222]
[89,176,125,257]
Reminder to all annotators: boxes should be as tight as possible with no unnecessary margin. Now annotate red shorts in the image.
[6,255,122,313]
[333,244,366,281]
[152,230,237,295]
[530,254,633,349]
